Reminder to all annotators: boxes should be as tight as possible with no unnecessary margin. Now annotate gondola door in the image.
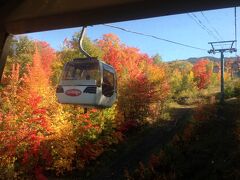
[98,63,117,107]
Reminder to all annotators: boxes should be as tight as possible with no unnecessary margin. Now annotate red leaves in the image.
[33,108,47,115]
[35,167,47,180]
[193,59,212,89]
[27,93,49,130]
[76,113,101,133]
[98,33,152,78]
[118,119,140,133]
[22,151,30,164]
[36,41,56,78]
[28,94,42,108]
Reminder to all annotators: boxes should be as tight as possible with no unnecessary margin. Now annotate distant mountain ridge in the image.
[185,56,238,64]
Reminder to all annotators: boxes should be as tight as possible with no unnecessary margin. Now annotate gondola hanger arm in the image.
[79,26,91,58]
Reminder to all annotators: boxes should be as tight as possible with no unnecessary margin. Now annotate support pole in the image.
[220,51,224,103]
[208,40,236,103]
[0,33,12,82]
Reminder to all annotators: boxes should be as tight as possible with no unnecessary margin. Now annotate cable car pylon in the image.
[208,40,237,104]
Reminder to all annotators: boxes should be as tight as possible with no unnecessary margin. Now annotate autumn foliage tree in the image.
[193,59,212,89]
[2,33,228,179]
[98,34,170,122]
[0,42,57,178]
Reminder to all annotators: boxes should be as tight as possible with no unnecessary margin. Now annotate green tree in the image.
[152,53,163,65]
[5,36,35,77]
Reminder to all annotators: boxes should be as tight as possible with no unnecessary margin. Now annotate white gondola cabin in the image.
[56,58,117,108]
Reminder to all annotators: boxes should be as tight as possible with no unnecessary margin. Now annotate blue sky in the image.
[24,7,239,61]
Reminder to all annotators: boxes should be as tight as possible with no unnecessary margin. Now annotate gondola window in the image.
[103,68,114,97]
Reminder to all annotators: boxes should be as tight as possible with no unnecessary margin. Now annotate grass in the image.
[129,100,240,180]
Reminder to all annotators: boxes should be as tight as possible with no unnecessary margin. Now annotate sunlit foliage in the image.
[193,59,212,89]
[98,34,170,122]
[1,32,238,179]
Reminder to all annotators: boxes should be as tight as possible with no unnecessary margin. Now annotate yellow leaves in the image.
[189,71,194,81]
[47,117,77,175]
[54,158,74,175]
[0,156,17,179]
[146,63,166,83]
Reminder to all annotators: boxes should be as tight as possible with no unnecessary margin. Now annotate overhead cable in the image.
[188,13,221,41]
[102,24,207,52]
[200,11,224,41]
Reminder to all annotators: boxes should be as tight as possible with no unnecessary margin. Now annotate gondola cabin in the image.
[56,58,117,108]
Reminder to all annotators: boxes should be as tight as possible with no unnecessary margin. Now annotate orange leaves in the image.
[9,63,21,83]
[98,33,170,123]
[98,33,121,51]
[98,33,152,79]
[145,63,170,100]
[23,46,49,93]
[27,93,42,108]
